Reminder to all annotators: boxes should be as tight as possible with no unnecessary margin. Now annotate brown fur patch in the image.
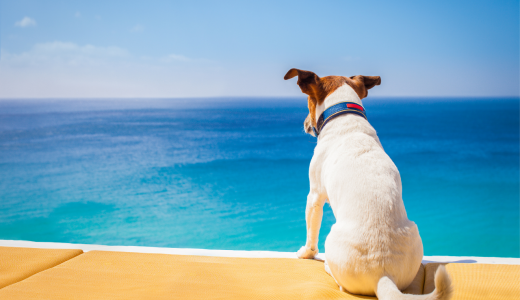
[347,75,382,99]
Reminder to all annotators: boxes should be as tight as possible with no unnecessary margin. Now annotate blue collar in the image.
[313,102,367,137]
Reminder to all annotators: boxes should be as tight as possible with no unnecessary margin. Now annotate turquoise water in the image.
[0,98,518,257]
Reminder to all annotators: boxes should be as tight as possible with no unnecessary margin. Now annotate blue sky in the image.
[0,0,518,98]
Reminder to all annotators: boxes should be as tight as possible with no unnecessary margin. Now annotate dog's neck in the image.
[315,84,363,122]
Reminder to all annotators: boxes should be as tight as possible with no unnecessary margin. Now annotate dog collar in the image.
[313,102,367,137]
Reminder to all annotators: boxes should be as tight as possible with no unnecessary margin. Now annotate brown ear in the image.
[284,68,320,96]
[349,75,381,99]
[361,76,381,90]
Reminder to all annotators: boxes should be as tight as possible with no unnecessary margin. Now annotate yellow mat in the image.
[424,263,520,300]
[3,248,517,300]
[0,250,424,300]
[0,246,83,289]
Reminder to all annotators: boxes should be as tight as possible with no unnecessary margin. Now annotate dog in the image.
[284,68,452,300]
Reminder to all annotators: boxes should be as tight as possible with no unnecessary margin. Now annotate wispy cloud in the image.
[131,24,144,33]
[1,42,130,68]
[161,54,190,62]
[75,12,81,18]
[0,42,200,68]
[14,17,36,28]
[0,41,228,98]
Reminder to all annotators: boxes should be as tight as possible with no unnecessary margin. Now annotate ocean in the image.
[0,97,518,258]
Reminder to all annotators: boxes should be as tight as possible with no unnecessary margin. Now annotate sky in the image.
[0,0,518,98]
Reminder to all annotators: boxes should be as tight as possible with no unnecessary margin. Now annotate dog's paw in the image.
[297,246,318,259]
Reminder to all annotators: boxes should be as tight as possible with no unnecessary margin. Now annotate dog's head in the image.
[284,68,381,136]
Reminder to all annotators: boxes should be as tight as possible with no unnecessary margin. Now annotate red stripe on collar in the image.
[346,103,364,111]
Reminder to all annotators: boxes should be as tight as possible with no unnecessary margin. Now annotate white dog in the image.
[285,69,452,300]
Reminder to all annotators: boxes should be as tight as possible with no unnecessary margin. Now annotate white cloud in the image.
[0,41,236,98]
[14,17,36,28]
[161,54,190,62]
[131,24,144,33]
[1,42,130,68]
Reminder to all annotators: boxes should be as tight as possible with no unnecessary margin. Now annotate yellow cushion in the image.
[0,246,83,289]
[0,250,401,300]
[424,263,520,300]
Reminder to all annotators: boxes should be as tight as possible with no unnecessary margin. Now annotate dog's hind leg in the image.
[325,260,345,291]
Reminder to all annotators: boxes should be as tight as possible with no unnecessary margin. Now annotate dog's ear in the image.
[349,75,381,98]
[361,76,381,90]
[351,75,381,90]
[284,68,320,96]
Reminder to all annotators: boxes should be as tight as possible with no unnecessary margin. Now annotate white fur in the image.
[297,84,452,299]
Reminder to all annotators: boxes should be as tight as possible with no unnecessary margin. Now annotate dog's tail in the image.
[376,265,453,300]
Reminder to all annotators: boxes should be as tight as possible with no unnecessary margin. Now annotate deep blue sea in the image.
[0,98,518,258]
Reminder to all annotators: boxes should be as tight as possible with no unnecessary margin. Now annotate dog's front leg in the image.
[297,192,326,259]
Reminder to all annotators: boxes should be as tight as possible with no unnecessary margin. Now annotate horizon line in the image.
[0,95,519,100]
